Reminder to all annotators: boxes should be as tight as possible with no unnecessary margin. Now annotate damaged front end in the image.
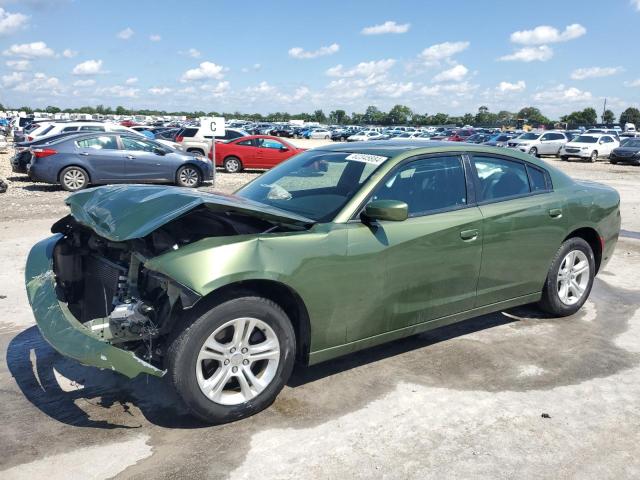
[25,185,313,378]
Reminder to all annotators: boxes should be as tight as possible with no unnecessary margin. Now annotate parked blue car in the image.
[28,132,214,191]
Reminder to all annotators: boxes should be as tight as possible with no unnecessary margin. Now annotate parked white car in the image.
[347,131,384,142]
[308,128,332,139]
[25,121,138,142]
[507,131,568,157]
[560,134,619,162]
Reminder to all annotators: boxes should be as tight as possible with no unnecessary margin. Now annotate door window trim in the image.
[468,152,554,206]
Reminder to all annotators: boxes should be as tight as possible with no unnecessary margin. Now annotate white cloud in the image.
[419,41,469,62]
[0,7,28,35]
[326,59,396,78]
[498,45,553,62]
[5,59,29,70]
[420,81,478,97]
[116,27,134,40]
[533,84,592,102]
[73,79,95,87]
[1,70,23,88]
[180,61,226,82]
[179,48,201,58]
[72,59,104,75]
[375,81,414,98]
[624,78,640,87]
[200,81,229,97]
[361,21,410,35]
[125,77,138,84]
[570,66,623,80]
[148,86,172,95]
[432,64,468,82]
[633,0,640,11]
[62,48,77,58]
[288,43,339,59]
[510,24,586,45]
[13,72,61,93]
[497,80,526,92]
[3,41,54,58]
[96,85,139,98]
[241,63,261,73]
[149,34,161,42]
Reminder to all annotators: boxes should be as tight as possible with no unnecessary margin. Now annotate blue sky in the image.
[1,0,639,118]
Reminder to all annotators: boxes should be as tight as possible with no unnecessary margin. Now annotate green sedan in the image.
[25,141,620,423]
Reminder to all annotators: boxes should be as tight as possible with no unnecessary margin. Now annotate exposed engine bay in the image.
[49,207,303,367]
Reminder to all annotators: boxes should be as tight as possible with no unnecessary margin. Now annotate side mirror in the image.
[363,200,409,222]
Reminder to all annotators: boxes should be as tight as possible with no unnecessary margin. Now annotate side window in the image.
[76,136,118,150]
[540,134,551,141]
[526,165,549,192]
[258,138,284,149]
[121,137,158,152]
[183,128,198,138]
[473,156,530,202]
[372,156,467,216]
[236,139,254,147]
[62,126,79,132]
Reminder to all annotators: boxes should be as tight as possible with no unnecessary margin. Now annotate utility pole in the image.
[602,98,607,125]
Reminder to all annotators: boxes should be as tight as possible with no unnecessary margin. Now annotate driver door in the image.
[256,138,291,168]
[345,155,483,342]
[120,136,171,181]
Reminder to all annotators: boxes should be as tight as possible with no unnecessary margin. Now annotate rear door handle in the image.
[549,208,563,218]
[460,229,479,241]
[79,152,89,156]
[126,155,136,160]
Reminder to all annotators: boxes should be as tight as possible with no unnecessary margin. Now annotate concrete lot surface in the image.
[1,140,639,479]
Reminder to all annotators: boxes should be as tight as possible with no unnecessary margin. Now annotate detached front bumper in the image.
[25,235,165,379]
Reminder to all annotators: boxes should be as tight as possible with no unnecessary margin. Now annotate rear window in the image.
[39,125,55,136]
[76,136,118,150]
[527,165,549,192]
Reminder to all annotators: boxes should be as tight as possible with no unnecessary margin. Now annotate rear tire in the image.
[538,237,595,317]
[59,166,89,191]
[223,156,242,173]
[167,296,296,424]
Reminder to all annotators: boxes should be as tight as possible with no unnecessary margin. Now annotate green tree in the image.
[461,113,475,126]
[115,105,128,115]
[45,105,60,114]
[560,107,598,127]
[602,109,615,124]
[312,109,327,123]
[619,107,640,128]
[386,104,413,125]
[363,105,384,124]
[329,109,348,124]
[429,112,449,125]
[517,107,550,126]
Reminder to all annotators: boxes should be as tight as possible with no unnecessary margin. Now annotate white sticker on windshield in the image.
[345,153,387,165]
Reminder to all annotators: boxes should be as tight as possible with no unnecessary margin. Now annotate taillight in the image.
[27,136,33,141]
[176,135,184,142]
[32,148,57,159]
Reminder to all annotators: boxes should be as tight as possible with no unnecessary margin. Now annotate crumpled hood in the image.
[65,185,314,242]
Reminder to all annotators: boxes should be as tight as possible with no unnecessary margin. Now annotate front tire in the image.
[560,156,569,161]
[176,165,202,188]
[538,237,595,317]
[529,147,538,157]
[59,166,89,191]
[590,150,598,162]
[223,156,242,173]
[167,296,296,424]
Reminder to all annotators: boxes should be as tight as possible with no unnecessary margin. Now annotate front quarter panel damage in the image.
[25,235,165,378]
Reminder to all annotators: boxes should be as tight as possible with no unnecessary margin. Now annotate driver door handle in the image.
[460,229,479,241]
[549,208,563,218]
[79,152,89,156]
[126,155,136,160]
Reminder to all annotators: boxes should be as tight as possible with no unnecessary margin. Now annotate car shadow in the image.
[6,307,530,430]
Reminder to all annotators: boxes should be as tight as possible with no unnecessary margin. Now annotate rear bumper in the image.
[25,234,165,378]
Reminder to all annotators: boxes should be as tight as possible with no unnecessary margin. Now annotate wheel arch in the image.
[191,279,312,365]
[564,226,603,272]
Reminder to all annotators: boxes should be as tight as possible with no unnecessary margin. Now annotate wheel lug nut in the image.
[224,359,229,365]
[230,347,236,353]
[243,359,249,365]
[241,347,248,354]
[232,366,238,373]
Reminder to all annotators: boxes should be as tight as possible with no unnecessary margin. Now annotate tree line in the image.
[2,102,640,128]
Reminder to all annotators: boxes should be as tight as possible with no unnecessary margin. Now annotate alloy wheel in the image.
[556,250,590,306]
[225,158,240,173]
[179,167,199,187]
[195,317,280,405]
[62,169,86,190]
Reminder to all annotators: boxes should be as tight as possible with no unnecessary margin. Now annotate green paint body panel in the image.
[25,142,622,376]
[25,235,165,378]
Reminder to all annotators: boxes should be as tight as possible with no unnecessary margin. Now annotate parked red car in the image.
[447,129,474,142]
[209,135,305,172]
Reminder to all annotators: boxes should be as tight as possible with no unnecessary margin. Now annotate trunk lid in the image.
[65,185,314,242]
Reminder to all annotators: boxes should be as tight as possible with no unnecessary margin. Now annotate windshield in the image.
[621,139,640,148]
[573,136,598,143]
[236,150,384,222]
[518,133,540,140]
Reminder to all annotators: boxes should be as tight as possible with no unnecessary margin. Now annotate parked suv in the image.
[175,127,249,156]
[507,131,568,157]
